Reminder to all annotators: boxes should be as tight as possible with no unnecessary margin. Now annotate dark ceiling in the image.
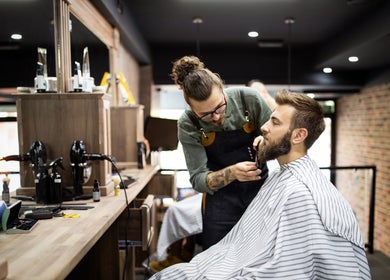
[122,0,390,94]
[1,0,390,97]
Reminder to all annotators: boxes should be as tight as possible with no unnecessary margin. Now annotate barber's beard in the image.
[258,131,292,163]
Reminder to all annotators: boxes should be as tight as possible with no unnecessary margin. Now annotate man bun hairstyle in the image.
[171,56,224,101]
[171,56,204,88]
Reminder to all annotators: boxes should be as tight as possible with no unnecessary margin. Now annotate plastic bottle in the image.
[93,179,100,202]
[114,186,119,196]
[2,176,10,205]
[112,176,120,196]
[137,142,146,169]
[35,62,47,93]
[35,166,50,204]
[49,157,63,204]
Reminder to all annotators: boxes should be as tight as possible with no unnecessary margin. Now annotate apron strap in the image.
[240,89,250,122]
[186,110,209,140]
[186,109,201,130]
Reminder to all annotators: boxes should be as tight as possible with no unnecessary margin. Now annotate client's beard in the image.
[257,131,292,164]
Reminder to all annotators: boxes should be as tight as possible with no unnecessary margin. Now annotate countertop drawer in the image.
[118,194,155,250]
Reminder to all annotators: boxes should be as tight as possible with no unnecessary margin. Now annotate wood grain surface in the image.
[0,165,159,280]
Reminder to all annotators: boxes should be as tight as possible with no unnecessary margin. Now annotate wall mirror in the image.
[69,13,109,88]
[0,1,110,92]
[67,0,118,100]
[0,1,55,89]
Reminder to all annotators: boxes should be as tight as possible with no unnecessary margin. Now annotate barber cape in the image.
[150,155,371,280]
[157,193,203,260]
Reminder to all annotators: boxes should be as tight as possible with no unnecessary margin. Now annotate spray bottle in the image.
[48,157,64,204]
[30,141,49,204]
[70,140,87,196]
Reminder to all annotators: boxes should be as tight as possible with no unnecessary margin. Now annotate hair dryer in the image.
[70,140,113,195]
[29,140,48,170]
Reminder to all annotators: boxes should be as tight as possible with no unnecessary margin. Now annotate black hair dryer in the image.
[29,141,49,204]
[70,140,87,195]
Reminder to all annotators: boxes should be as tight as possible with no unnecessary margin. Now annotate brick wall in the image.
[336,83,390,256]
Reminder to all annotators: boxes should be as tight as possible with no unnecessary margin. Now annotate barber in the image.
[172,56,272,249]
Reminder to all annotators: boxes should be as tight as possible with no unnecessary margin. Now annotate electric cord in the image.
[108,157,132,280]
[144,243,151,279]
[75,153,138,279]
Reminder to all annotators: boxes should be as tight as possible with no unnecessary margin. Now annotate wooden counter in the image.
[0,165,159,280]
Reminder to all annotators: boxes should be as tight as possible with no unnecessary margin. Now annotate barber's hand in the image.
[253,136,264,151]
[232,161,262,182]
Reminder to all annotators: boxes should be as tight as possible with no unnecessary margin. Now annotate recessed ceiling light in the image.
[11,33,22,40]
[248,31,259,38]
[284,16,295,25]
[348,56,359,62]
[323,67,332,74]
[192,16,203,24]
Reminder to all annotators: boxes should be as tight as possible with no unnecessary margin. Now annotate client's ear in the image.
[291,128,308,145]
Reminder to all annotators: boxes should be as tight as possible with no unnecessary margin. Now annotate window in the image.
[0,107,20,193]
[308,117,332,178]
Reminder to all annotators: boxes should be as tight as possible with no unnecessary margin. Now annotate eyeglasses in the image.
[196,95,227,122]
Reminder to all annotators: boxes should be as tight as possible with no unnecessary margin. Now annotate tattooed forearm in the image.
[206,167,233,191]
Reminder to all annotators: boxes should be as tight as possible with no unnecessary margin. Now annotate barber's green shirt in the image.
[178,86,272,194]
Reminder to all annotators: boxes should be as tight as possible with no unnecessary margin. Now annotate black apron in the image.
[187,91,269,250]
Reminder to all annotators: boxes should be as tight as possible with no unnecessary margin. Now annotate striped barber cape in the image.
[150,155,371,280]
